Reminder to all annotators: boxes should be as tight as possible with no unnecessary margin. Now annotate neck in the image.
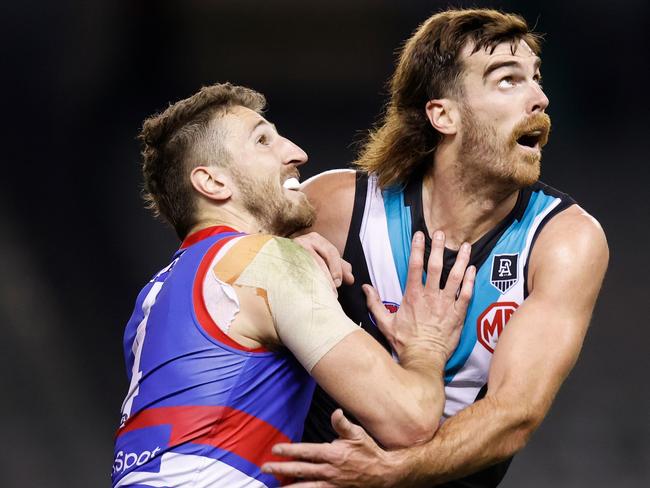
[186,207,267,238]
[422,151,520,249]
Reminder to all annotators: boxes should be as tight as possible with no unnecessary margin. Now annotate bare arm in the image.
[402,207,609,483]
[262,206,609,486]
[311,233,475,448]
[224,232,474,449]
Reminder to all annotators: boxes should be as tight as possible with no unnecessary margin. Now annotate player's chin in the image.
[514,159,541,187]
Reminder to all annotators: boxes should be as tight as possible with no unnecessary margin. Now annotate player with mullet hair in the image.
[262,8,609,487]
[112,83,476,487]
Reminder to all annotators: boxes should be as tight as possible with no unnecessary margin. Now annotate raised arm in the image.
[262,206,609,486]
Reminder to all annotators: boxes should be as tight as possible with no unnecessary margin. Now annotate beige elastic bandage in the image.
[215,235,359,372]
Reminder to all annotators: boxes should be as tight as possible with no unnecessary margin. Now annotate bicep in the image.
[487,292,589,412]
[487,211,609,415]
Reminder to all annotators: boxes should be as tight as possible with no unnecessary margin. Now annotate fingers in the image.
[311,239,343,288]
[262,460,332,480]
[271,442,337,462]
[456,265,476,311]
[331,409,367,441]
[283,482,336,488]
[294,232,345,287]
[311,253,338,296]
[341,259,355,286]
[405,231,426,292]
[425,230,445,291]
[444,242,471,298]
[363,284,391,325]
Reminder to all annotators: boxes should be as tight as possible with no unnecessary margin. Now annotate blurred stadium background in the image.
[1,0,648,486]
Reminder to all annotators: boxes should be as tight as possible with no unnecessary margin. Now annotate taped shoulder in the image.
[234,236,359,372]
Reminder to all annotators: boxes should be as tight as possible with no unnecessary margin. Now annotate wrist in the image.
[399,341,448,374]
[388,445,424,488]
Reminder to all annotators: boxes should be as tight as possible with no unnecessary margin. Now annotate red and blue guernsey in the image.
[112,226,316,487]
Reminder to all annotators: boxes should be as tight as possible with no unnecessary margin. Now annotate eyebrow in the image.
[483,57,542,80]
[251,118,277,135]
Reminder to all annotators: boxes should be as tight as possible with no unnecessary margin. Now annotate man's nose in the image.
[283,138,308,166]
[528,83,549,114]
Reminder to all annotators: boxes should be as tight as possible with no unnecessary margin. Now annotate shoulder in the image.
[298,169,357,253]
[301,169,357,202]
[529,205,609,290]
[213,234,317,279]
[240,234,319,273]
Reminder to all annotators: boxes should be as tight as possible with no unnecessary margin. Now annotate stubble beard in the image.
[458,105,550,197]
[231,168,316,236]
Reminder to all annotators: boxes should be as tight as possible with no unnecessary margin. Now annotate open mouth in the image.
[517,127,548,151]
[282,177,301,190]
[516,130,544,150]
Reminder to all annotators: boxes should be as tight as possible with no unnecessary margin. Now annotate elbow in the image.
[376,421,437,450]
[502,404,545,456]
[371,401,442,449]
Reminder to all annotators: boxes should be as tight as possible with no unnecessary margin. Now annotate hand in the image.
[294,232,354,294]
[363,231,475,360]
[262,409,404,488]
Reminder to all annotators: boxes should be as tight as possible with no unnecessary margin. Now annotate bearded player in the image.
[111,83,477,487]
[263,8,609,487]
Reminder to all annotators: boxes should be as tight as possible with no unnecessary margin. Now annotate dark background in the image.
[1,0,648,486]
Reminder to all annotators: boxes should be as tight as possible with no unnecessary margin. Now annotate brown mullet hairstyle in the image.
[355,8,543,188]
[140,83,265,239]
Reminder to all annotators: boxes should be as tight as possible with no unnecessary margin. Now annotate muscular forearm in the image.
[397,394,537,486]
[362,347,448,448]
[393,349,447,441]
[398,345,448,430]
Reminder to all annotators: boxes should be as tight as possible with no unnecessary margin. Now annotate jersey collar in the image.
[180,225,240,249]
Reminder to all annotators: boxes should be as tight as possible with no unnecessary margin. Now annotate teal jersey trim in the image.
[444,189,559,383]
[382,185,560,385]
[383,187,414,292]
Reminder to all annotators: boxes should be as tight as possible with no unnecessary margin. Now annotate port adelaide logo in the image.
[490,253,519,293]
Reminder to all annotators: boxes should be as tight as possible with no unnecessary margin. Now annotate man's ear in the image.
[190,166,232,202]
[425,99,459,135]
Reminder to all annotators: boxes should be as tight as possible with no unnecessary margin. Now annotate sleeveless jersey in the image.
[304,173,575,487]
[113,226,316,488]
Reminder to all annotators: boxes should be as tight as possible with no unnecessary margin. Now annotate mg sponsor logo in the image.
[476,302,519,353]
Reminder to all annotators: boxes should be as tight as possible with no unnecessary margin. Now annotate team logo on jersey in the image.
[477,301,518,353]
[490,253,519,293]
[368,301,399,326]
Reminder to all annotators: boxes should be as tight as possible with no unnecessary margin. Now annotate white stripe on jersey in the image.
[114,452,269,488]
[121,280,164,424]
[204,235,246,335]
[359,176,403,308]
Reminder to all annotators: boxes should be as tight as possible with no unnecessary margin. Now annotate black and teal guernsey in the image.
[303,172,576,487]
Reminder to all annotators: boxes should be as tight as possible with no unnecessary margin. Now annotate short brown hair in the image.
[140,83,266,239]
[355,9,542,188]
